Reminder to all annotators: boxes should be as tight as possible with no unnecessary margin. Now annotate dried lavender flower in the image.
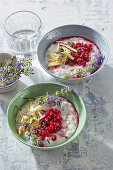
[0,56,33,86]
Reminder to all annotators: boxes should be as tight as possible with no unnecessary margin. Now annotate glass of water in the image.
[4,11,42,57]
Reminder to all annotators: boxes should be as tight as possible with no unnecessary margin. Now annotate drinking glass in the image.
[4,11,42,57]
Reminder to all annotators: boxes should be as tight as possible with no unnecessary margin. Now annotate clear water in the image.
[8,29,39,55]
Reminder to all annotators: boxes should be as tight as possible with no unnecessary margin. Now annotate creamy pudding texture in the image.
[45,37,102,79]
[16,97,79,147]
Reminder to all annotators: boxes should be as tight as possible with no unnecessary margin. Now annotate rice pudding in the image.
[45,37,104,79]
[16,96,79,147]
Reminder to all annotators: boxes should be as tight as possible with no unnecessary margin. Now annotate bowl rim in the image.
[37,24,109,81]
[7,82,86,150]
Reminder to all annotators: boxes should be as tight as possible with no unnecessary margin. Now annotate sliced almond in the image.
[29,105,43,113]
[60,44,77,52]
[48,62,62,67]
[63,52,74,60]
[48,53,60,58]
[56,41,68,45]
[57,43,61,53]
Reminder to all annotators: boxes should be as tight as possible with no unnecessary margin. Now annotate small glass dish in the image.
[0,53,18,93]
[4,11,42,56]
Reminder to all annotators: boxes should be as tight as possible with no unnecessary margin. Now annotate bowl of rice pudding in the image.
[7,83,86,150]
[38,25,109,84]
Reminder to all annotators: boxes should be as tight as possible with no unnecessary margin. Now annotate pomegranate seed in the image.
[47,110,50,114]
[84,53,88,57]
[81,42,84,46]
[57,116,62,122]
[76,58,82,63]
[40,143,44,147]
[84,44,88,48]
[45,112,48,118]
[53,122,57,126]
[83,61,86,67]
[50,125,54,131]
[36,130,39,134]
[88,44,93,49]
[81,52,85,57]
[77,75,81,78]
[54,118,57,122]
[39,132,43,136]
[53,114,57,118]
[40,136,45,141]
[83,47,86,51]
[50,112,53,117]
[76,43,80,47]
[46,127,50,133]
[50,108,53,112]
[77,51,81,55]
[54,109,59,114]
[43,126,46,129]
[45,132,50,137]
[48,116,51,120]
[69,62,76,66]
[49,121,54,125]
[86,58,89,62]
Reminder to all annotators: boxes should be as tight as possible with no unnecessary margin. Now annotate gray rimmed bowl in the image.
[37,25,109,84]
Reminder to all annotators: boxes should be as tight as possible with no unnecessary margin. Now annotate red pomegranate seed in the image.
[40,136,45,141]
[39,132,43,136]
[76,58,82,63]
[49,121,53,125]
[77,75,81,78]
[77,51,81,55]
[84,44,88,48]
[82,61,86,67]
[48,116,51,120]
[45,132,50,137]
[54,109,59,114]
[81,52,85,57]
[45,112,48,118]
[50,125,54,131]
[88,44,93,49]
[50,112,53,117]
[46,127,50,133]
[52,135,57,141]
[81,42,84,46]
[40,143,44,147]
[53,122,57,126]
[53,118,57,122]
[57,116,62,122]
[70,63,76,66]
[85,58,89,62]
[72,52,78,58]
[47,110,50,114]
[43,126,46,129]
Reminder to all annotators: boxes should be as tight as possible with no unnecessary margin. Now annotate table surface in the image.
[0,0,113,170]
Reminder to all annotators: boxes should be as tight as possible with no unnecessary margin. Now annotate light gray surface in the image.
[0,0,113,170]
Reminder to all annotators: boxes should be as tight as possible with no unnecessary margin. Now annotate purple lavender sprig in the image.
[24,86,74,105]
[0,56,33,86]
